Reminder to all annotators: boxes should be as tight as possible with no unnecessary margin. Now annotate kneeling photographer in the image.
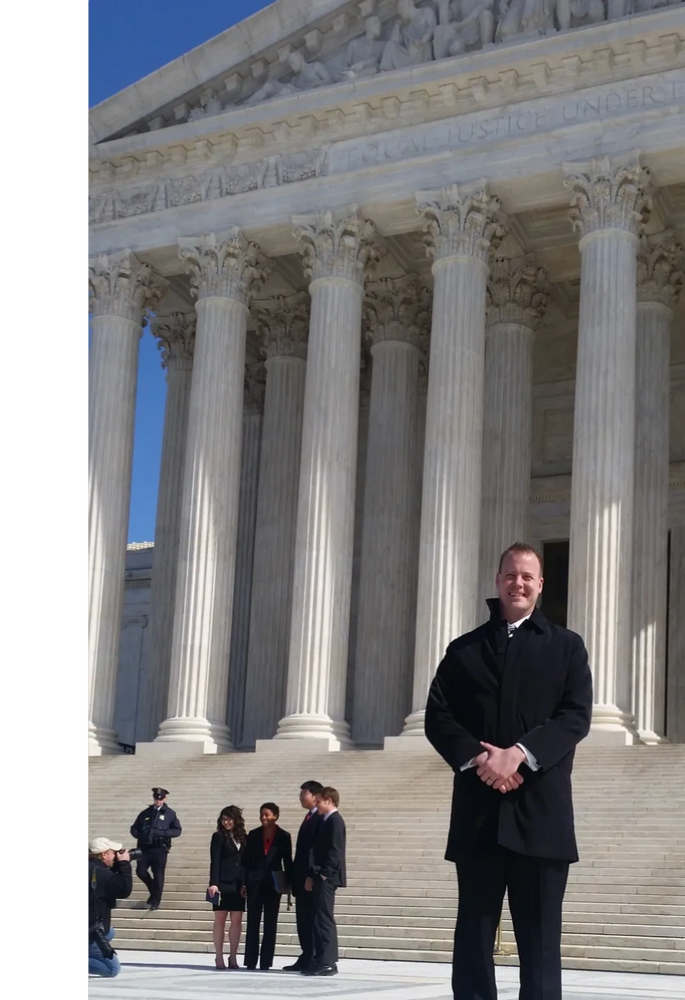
[88,837,134,977]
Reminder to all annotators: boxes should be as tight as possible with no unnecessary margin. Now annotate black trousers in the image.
[312,878,338,968]
[135,847,168,906]
[245,883,281,969]
[453,850,569,1000]
[294,885,316,966]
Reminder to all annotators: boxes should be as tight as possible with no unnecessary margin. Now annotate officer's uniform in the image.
[130,787,182,909]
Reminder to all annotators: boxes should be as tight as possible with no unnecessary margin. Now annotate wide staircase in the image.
[89,744,685,974]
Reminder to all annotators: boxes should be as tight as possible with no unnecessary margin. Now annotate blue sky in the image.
[90,1,271,541]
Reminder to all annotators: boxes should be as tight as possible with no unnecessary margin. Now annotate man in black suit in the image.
[283,780,324,972]
[130,787,182,910]
[302,786,347,977]
[425,542,592,1000]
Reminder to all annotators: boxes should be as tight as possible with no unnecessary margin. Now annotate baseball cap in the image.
[89,837,123,853]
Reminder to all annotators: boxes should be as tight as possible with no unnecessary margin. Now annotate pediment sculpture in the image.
[195,0,680,120]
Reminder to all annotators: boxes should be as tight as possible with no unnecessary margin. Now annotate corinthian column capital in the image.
[416,181,507,263]
[637,230,684,309]
[364,274,431,349]
[487,254,549,329]
[152,311,196,372]
[255,292,310,360]
[89,249,167,323]
[563,154,651,239]
[178,230,267,305]
[292,206,381,285]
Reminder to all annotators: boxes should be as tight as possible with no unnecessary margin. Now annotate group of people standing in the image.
[207,781,346,976]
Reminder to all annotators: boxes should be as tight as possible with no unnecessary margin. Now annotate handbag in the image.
[271,870,289,894]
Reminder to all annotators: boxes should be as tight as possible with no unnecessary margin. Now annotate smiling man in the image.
[425,542,592,1000]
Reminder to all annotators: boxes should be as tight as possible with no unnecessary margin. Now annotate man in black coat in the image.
[130,787,182,910]
[88,837,133,977]
[302,786,347,977]
[283,780,324,972]
[425,542,592,1000]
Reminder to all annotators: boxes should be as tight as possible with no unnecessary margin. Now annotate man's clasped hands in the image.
[474,743,527,794]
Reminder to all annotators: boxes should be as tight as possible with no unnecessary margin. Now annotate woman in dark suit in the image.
[207,805,246,969]
[240,802,293,970]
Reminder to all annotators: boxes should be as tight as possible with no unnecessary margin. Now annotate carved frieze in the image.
[141,1,683,128]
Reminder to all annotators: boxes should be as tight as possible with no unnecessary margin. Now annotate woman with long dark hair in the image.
[207,805,246,969]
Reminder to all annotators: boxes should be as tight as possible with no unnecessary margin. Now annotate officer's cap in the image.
[152,787,169,799]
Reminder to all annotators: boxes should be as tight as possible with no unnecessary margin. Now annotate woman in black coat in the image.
[207,805,246,969]
[240,802,293,970]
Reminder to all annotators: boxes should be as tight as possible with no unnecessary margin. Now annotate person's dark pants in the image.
[245,883,281,969]
[136,847,168,906]
[453,850,569,1000]
[312,878,338,968]
[294,884,316,966]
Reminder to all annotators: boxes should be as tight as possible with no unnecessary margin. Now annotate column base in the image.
[273,713,353,748]
[88,723,121,756]
[584,705,641,746]
[155,717,234,753]
[637,729,669,746]
[256,736,351,753]
[384,733,434,753]
[399,709,426,737]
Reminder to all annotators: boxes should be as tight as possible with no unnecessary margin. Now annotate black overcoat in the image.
[425,601,592,863]
[309,811,347,888]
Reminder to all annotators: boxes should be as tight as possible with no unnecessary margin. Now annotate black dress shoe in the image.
[283,962,306,972]
[310,964,338,976]
[148,904,159,911]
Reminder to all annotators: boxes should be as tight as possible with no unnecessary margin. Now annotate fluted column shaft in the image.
[88,251,165,755]
[157,231,265,750]
[227,371,264,749]
[276,208,378,746]
[137,315,195,743]
[631,232,682,743]
[405,183,504,734]
[353,277,427,744]
[479,256,548,606]
[244,295,308,745]
[564,155,649,743]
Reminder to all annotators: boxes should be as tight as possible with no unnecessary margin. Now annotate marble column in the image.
[136,312,195,743]
[157,231,266,750]
[403,183,505,736]
[353,275,429,745]
[632,232,683,744]
[227,363,266,749]
[242,294,309,746]
[563,155,650,744]
[479,255,549,608]
[88,250,166,755]
[275,207,379,748]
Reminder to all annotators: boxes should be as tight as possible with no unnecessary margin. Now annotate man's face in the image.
[101,849,116,867]
[315,795,333,816]
[496,551,543,622]
[299,789,317,810]
[366,16,382,39]
[153,796,165,807]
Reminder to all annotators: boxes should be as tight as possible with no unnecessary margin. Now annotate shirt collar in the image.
[323,807,338,821]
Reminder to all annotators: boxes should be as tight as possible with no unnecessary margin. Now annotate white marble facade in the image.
[89,0,685,754]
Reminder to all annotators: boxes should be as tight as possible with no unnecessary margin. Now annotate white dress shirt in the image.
[322,807,338,821]
[460,613,540,773]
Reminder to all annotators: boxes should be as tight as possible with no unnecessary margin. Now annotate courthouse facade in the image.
[89,0,685,755]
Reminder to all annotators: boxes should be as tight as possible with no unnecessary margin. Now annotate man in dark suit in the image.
[130,787,182,910]
[425,542,592,1000]
[302,786,347,977]
[283,780,324,972]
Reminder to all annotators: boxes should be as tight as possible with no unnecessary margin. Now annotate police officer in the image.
[130,787,182,910]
